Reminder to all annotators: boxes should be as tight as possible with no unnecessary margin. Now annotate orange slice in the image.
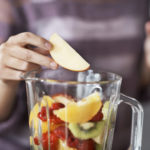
[54,92,102,123]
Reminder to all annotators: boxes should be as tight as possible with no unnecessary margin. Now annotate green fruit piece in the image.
[102,101,110,120]
[95,144,102,150]
[93,134,104,145]
[69,121,106,140]
[102,101,116,127]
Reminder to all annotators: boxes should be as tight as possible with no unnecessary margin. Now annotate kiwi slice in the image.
[69,121,106,140]
[95,144,102,150]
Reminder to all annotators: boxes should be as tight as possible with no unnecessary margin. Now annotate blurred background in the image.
[0,0,150,150]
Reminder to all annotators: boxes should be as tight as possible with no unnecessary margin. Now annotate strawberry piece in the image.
[51,103,65,110]
[38,103,65,123]
[50,114,64,124]
[53,126,95,150]
[34,137,39,145]
[67,134,79,148]
[50,133,59,150]
[90,109,103,122]
[77,139,95,150]
[49,103,65,124]
[38,107,47,121]
[53,126,66,141]
[42,132,58,150]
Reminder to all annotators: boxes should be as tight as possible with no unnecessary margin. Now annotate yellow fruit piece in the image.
[41,95,54,107]
[30,136,33,145]
[29,103,43,136]
[54,92,102,123]
[41,121,48,133]
[58,140,77,150]
[29,95,54,127]
[41,122,64,133]
[29,103,40,128]
[29,96,55,135]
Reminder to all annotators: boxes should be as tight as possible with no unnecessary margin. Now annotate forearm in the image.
[0,80,19,121]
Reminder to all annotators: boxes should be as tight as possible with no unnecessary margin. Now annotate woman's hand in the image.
[0,32,58,81]
[0,32,58,121]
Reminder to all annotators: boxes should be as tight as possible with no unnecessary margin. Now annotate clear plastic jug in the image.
[23,69,144,150]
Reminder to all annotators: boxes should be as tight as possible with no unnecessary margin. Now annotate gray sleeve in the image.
[0,82,27,133]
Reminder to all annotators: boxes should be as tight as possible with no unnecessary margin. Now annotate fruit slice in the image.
[41,95,55,107]
[58,140,77,150]
[102,101,110,120]
[102,101,116,129]
[30,136,39,150]
[49,33,90,71]
[95,144,102,150]
[29,96,55,135]
[29,104,48,134]
[54,92,102,123]
[92,132,105,145]
[29,96,54,127]
[69,121,106,140]
[29,103,40,127]
[52,94,74,105]
[42,132,59,150]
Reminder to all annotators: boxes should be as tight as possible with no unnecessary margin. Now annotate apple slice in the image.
[49,33,90,72]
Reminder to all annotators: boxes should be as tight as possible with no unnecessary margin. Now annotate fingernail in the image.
[50,61,58,69]
[45,42,52,50]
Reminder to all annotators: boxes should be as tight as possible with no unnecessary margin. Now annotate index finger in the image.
[7,32,52,52]
[6,45,58,69]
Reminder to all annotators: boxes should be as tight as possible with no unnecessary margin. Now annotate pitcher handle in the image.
[119,94,144,150]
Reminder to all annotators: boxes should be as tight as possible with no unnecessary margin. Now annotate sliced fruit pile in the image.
[29,92,110,150]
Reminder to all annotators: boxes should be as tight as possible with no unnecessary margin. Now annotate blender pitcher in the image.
[23,69,144,150]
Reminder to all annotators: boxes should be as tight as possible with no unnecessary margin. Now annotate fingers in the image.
[3,55,40,71]
[7,32,52,52]
[0,32,59,82]
[0,67,23,81]
[3,44,58,69]
[25,45,50,55]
